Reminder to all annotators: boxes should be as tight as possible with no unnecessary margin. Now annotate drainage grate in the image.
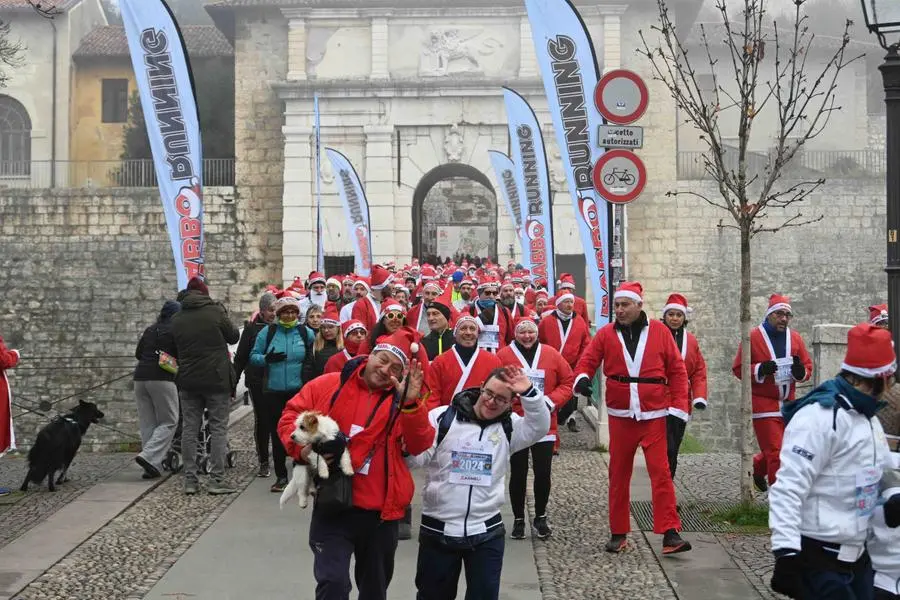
[630,500,769,533]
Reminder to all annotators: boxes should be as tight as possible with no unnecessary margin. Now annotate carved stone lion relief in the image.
[420,28,503,77]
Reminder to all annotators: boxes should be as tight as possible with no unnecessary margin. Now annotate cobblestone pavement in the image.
[0,452,131,548]
[12,415,257,600]
[526,422,678,600]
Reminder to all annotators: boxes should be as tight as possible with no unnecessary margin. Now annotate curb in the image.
[526,486,559,600]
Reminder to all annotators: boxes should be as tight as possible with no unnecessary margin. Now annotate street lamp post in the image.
[860,0,900,352]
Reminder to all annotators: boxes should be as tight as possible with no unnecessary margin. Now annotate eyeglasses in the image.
[480,387,511,405]
[384,312,404,321]
[772,311,793,319]
[481,290,499,297]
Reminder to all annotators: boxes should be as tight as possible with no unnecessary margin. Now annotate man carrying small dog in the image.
[278,326,435,600]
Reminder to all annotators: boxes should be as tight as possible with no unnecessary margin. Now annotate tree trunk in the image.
[740,224,755,505]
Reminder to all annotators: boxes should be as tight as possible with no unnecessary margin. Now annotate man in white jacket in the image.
[769,322,895,600]
[408,365,550,600]
[870,454,900,599]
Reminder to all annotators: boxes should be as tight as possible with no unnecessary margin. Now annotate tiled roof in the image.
[73,25,233,59]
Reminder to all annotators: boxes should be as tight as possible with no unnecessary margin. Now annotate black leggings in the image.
[247,384,269,465]
[509,441,554,520]
[263,390,296,479]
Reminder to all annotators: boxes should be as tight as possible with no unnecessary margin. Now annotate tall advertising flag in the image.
[314,94,325,273]
[503,87,555,295]
[524,0,611,322]
[488,150,529,272]
[325,148,373,277]
[121,0,203,290]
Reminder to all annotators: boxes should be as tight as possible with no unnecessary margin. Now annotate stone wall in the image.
[627,177,886,451]
[0,187,276,452]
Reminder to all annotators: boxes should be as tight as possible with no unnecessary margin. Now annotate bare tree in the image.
[26,0,62,19]
[0,20,24,88]
[640,0,858,504]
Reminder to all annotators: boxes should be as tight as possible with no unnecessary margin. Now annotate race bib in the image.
[525,368,546,395]
[478,325,500,350]
[855,466,881,522]
[774,357,794,386]
[449,440,494,487]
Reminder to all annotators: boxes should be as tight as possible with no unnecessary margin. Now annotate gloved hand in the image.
[575,378,593,397]
[884,494,900,528]
[758,361,777,377]
[770,550,804,599]
[692,398,707,411]
[791,355,806,380]
[265,351,287,364]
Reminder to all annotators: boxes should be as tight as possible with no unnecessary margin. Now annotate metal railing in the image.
[678,148,886,180]
[0,158,235,188]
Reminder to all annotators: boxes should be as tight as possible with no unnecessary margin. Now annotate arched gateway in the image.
[412,164,497,262]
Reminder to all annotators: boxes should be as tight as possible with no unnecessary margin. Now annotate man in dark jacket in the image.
[171,277,240,495]
[421,300,454,361]
[232,292,276,477]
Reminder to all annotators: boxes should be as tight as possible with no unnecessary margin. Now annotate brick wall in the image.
[0,187,274,451]
[627,178,886,451]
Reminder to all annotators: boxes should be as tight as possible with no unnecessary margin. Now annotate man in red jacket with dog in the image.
[573,282,692,555]
[278,326,434,600]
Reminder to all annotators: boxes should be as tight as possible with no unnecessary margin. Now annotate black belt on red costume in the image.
[610,375,667,385]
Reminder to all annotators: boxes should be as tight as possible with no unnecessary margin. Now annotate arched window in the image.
[0,95,31,175]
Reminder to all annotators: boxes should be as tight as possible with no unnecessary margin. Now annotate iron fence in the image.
[0,158,235,189]
[678,149,886,180]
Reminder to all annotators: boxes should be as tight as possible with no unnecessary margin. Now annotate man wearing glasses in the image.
[732,294,812,491]
[408,365,550,600]
[463,277,513,354]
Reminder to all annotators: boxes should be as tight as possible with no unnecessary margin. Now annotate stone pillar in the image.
[287,18,307,81]
[282,124,315,283]
[602,12,622,73]
[519,18,537,78]
[371,17,389,80]
[812,324,852,387]
[364,125,397,263]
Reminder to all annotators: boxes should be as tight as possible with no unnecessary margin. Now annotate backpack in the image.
[435,404,514,448]
[263,323,313,356]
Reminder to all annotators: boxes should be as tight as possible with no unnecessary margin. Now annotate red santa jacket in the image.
[574,296,591,328]
[466,303,514,353]
[732,325,812,418]
[277,360,434,521]
[538,311,592,369]
[573,316,690,420]
[0,335,19,454]
[668,329,709,414]
[351,294,381,331]
[406,302,429,335]
[424,345,501,410]
[497,343,574,442]
[324,349,353,375]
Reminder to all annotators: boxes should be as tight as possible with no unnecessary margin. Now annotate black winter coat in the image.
[171,291,240,394]
[233,314,268,389]
[134,320,178,382]
[301,339,341,383]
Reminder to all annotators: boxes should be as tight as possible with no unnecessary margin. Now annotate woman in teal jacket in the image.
[250,297,313,491]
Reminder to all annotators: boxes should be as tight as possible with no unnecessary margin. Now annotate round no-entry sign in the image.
[594,69,649,125]
[592,150,647,204]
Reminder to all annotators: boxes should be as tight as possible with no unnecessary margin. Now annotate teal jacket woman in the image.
[250,306,314,393]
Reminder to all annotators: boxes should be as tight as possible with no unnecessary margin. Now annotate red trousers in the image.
[608,416,681,535]
[752,417,785,485]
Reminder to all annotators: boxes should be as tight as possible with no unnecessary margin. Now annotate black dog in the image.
[21,400,104,492]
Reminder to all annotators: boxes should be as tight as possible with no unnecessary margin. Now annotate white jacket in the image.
[406,386,550,538]
[770,399,891,557]
[868,453,900,594]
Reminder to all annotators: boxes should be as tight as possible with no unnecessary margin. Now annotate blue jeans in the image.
[415,528,505,600]
[801,558,874,600]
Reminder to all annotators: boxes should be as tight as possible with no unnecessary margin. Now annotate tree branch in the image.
[751,212,824,237]
[26,0,62,18]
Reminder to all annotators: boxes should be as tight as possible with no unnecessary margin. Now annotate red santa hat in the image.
[341,319,367,338]
[370,265,393,290]
[420,265,437,281]
[558,273,576,290]
[342,274,356,284]
[555,292,575,307]
[423,280,443,294]
[662,293,693,317]
[354,276,371,292]
[614,281,643,304]
[288,276,304,291]
[476,276,499,291]
[453,314,482,334]
[869,304,889,326]
[381,302,406,317]
[321,308,341,327]
[307,271,326,286]
[514,316,539,334]
[765,294,792,318]
[841,322,897,378]
[372,326,420,367]
[326,276,342,288]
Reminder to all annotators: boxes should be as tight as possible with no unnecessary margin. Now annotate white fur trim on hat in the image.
[321,317,340,327]
[555,293,575,306]
[476,280,499,291]
[662,303,693,317]
[765,302,792,317]
[423,281,442,292]
[326,277,341,287]
[354,280,371,291]
[873,310,889,325]
[841,360,898,379]
[373,343,409,366]
[454,315,482,334]
[614,290,642,303]
[559,281,576,290]
[515,319,539,333]
[371,276,393,290]
[344,322,367,337]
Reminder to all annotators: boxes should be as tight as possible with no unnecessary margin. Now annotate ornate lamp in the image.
[860,0,900,49]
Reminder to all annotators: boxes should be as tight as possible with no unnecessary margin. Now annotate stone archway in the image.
[412,164,497,262]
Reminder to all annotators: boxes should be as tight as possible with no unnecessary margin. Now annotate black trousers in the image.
[666,415,687,478]
[247,383,269,465]
[509,441,554,520]
[558,396,578,424]
[309,507,399,600]
[415,528,505,600]
[263,389,296,479]
[875,588,900,600]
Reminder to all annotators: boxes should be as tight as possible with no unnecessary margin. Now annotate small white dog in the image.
[279,410,354,508]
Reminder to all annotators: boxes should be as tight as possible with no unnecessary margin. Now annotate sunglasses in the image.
[384,312,405,321]
[481,290,499,297]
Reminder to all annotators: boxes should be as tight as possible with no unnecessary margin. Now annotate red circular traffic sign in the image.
[594,69,649,125]
[592,150,647,204]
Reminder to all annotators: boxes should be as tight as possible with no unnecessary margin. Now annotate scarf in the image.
[783,375,885,424]
[556,309,572,322]
[455,343,477,365]
[762,319,787,358]
[279,318,298,328]
[514,340,538,366]
[667,324,684,352]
